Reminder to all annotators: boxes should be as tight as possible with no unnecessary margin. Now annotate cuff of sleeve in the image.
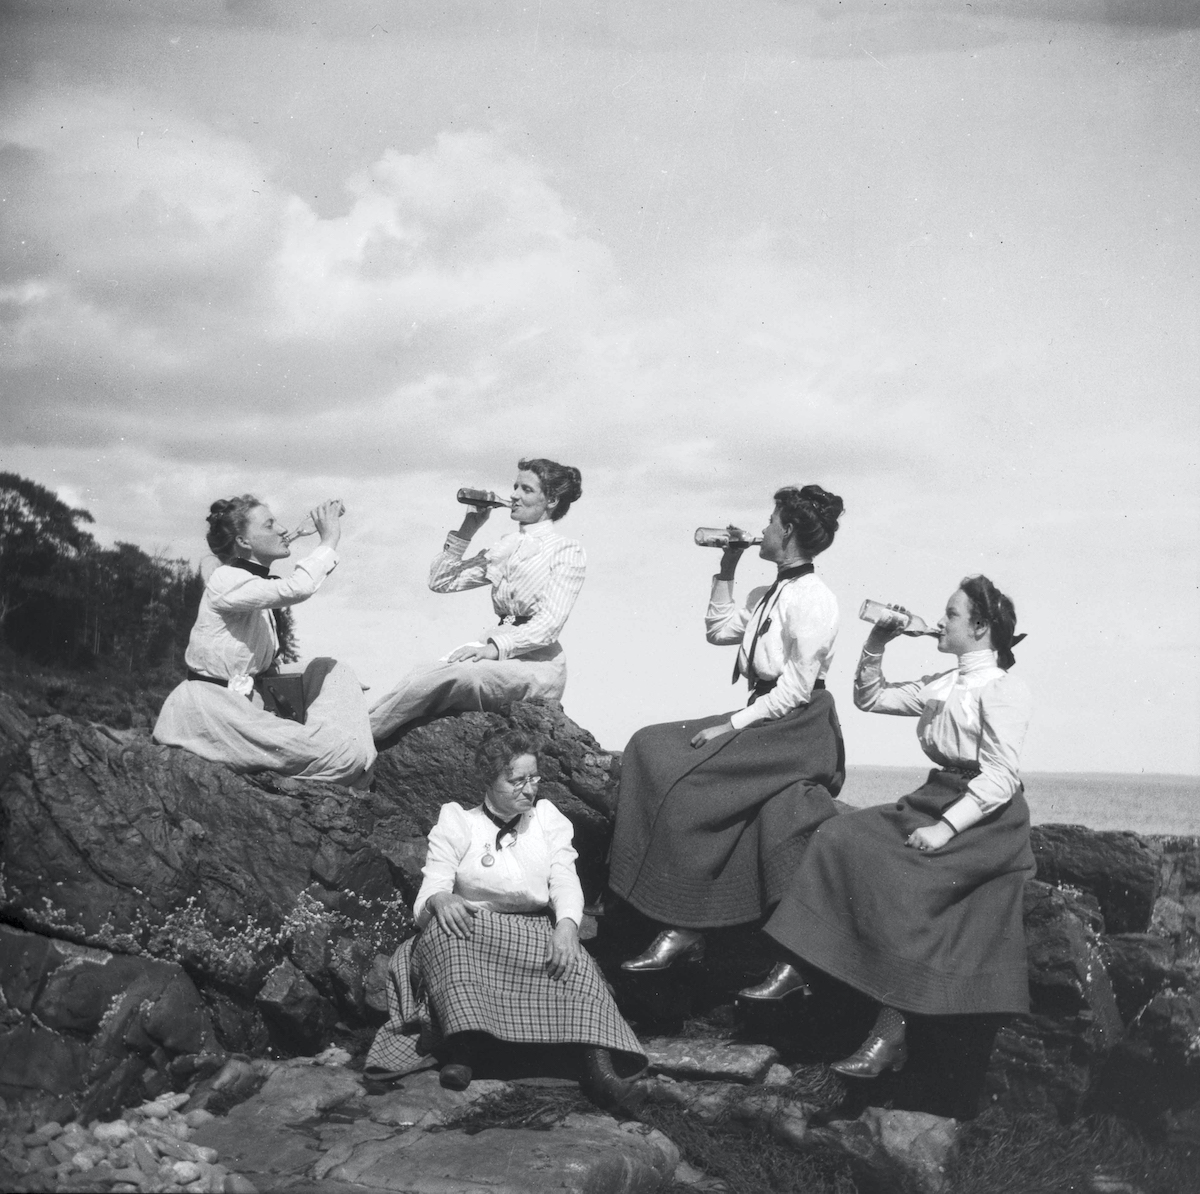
[730,704,768,730]
[940,798,985,833]
[442,532,470,556]
[554,900,585,927]
[488,632,512,660]
[306,545,339,569]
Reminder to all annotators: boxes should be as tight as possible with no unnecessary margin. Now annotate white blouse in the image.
[429,520,586,661]
[705,571,839,730]
[184,546,339,695]
[854,647,1033,832]
[412,800,585,929]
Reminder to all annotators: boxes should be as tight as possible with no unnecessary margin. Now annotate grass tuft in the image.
[435,1083,596,1134]
[945,1109,1200,1194]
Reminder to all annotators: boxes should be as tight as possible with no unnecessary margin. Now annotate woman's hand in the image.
[447,642,500,663]
[426,892,478,939]
[546,918,581,981]
[716,526,749,580]
[691,720,735,749]
[457,505,492,540]
[866,603,911,649]
[311,499,344,551]
[906,823,956,853]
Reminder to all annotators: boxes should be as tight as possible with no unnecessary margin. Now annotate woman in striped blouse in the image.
[369,459,586,742]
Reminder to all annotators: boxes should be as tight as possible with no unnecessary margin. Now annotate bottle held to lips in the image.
[694,527,764,549]
[457,487,510,509]
[859,599,939,637]
[282,501,346,544]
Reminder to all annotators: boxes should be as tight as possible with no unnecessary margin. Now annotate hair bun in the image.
[562,466,583,504]
[207,499,235,526]
[799,484,844,531]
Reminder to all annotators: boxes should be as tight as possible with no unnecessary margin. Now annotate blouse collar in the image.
[228,557,271,579]
[958,649,999,675]
[519,518,557,539]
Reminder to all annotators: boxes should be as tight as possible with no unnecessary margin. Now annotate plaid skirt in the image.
[365,910,646,1077]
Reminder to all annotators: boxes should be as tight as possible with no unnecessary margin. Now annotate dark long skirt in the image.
[364,911,646,1077]
[607,690,845,928]
[764,769,1036,1016]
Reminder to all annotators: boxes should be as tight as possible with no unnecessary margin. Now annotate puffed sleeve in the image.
[730,581,838,728]
[705,580,759,645]
[538,803,585,927]
[853,643,939,716]
[208,546,339,612]
[428,532,492,593]
[412,803,473,928]
[941,673,1033,833]
[489,541,586,659]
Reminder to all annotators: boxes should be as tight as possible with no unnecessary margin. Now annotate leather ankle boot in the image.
[737,961,811,1002]
[830,1013,908,1078]
[620,929,705,972]
[439,1034,476,1090]
[580,1048,643,1114]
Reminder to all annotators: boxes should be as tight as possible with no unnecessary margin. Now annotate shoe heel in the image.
[891,1042,909,1073]
[686,940,705,964]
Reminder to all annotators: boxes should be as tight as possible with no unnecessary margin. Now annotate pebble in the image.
[171,1159,202,1182]
[94,1120,136,1143]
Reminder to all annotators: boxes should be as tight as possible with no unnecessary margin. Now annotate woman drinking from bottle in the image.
[369,458,585,742]
[153,496,375,786]
[608,484,846,972]
[745,575,1033,1079]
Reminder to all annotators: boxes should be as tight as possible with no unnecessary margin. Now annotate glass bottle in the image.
[694,527,764,548]
[859,599,939,637]
[282,501,346,544]
[457,487,510,509]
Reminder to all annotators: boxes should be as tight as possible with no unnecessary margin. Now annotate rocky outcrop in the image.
[0,925,222,1127]
[0,695,612,1063]
[2,686,1199,1139]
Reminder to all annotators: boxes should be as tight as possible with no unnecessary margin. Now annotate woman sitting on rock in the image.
[365,728,645,1108]
[746,575,1033,1078]
[608,484,846,972]
[369,458,585,742]
[153,496,375,787]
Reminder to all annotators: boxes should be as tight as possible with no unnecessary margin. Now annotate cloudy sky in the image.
[2,0,1197,775]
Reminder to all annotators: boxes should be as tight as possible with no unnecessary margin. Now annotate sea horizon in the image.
[840,766,1200,836]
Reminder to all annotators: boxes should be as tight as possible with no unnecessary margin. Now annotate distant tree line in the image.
[0,472,203,672]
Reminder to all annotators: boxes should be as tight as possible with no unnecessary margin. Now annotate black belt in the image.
[747,676,825,704]
[499,614,532,626]
[187,668,273,690]
[188,670,231,687]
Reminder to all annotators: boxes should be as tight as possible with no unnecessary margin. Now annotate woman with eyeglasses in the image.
[366,728,645,1109]
[608,484,846,973]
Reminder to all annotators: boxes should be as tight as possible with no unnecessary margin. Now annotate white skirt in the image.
[368,643,567,741]
[153,660,376,786]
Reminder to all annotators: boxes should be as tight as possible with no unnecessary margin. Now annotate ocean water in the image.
[841,767,1200,836]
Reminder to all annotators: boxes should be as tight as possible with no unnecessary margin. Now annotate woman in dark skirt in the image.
[365,729,645,1108]
[608,485,847,971]
[746,575,1033,1078]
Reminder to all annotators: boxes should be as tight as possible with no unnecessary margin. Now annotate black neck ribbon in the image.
[480,802,527,851]
[733,562,815,684]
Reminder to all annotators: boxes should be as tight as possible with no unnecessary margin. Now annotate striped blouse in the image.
[429,519,587,660]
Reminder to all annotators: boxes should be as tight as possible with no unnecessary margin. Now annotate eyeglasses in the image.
[504,773,542,792]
